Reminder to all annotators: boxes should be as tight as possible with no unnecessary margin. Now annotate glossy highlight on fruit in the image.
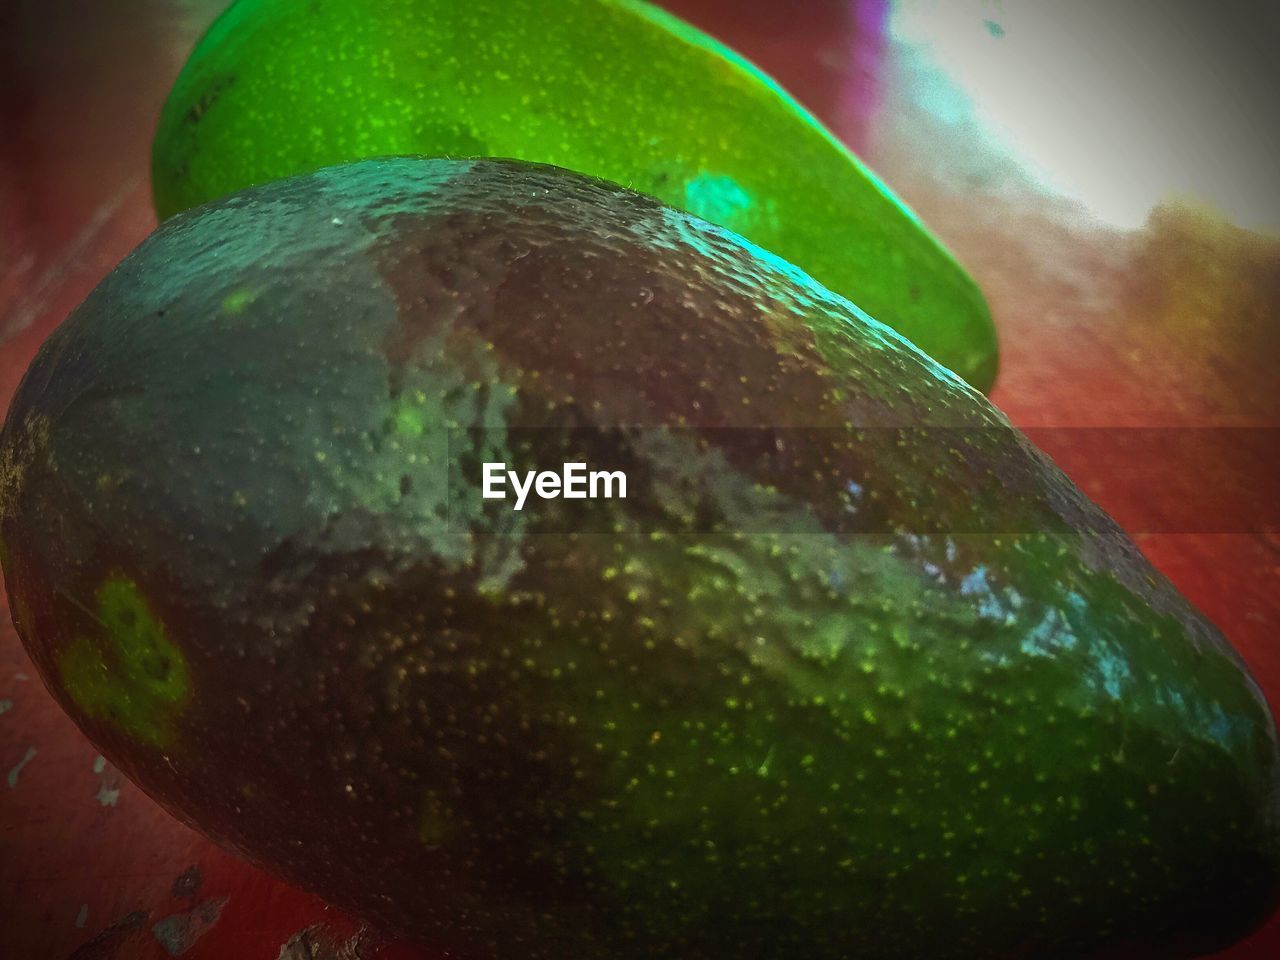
[2,158,1277,959]
[150,0,999,390]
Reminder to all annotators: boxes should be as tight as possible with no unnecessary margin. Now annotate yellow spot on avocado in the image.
[57,576,190,747]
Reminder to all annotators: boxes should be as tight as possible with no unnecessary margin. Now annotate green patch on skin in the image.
[392,402,427,437]
[220,287,257,315]
[57,576,191,748]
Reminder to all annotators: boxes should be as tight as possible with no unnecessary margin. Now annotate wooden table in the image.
[3,1,1277,957]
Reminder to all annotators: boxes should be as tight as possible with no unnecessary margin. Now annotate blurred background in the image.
[2,1,1278,957]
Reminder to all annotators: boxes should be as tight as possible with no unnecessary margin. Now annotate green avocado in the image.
[150,0,998,391]
[2,158,1276,959]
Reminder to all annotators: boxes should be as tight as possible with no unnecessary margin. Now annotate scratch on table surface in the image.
[7,744,36,788]
[94,754,122,806]
[151,895,229,957]
[76,903,90,929]
[0,697,12,715]
[69,909,148,960]
[1,177,141,343]
[96,777,121,807]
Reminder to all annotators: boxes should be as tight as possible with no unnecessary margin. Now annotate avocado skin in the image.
[2,157,1277,959]
[150,0,998,392]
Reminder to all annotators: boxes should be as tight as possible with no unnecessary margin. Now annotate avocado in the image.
[2,157,1276,959]
[150,0,999,391]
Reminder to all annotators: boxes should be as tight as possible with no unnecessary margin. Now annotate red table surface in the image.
[2,1,1277,958]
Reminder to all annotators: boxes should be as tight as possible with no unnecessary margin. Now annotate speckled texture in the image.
[2,158,1277,959]
[150,0,998,391]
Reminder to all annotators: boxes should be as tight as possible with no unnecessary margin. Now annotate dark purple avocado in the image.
[0,157,1276,959]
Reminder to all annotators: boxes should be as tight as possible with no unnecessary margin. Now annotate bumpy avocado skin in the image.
[150,0,998,391]
[2,158,1277,959]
